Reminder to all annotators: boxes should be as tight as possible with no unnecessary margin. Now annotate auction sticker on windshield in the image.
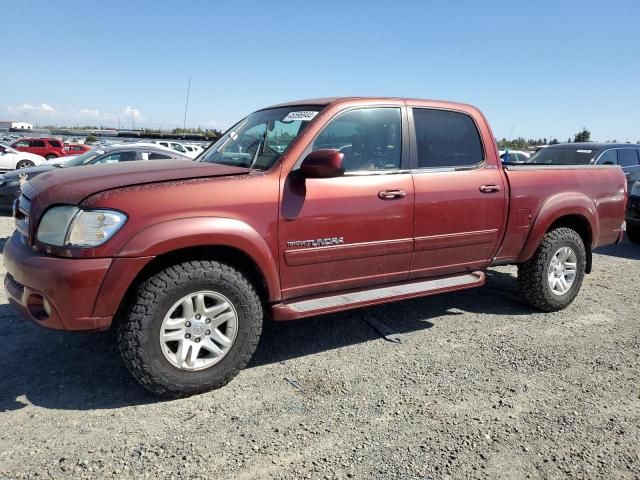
[283,111,318,122]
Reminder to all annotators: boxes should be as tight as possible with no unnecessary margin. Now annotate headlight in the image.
[36,206,127,247]
[631,181,640,197]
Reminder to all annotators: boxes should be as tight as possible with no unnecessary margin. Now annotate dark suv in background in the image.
[11,138,66,160]
[526,143,640,192]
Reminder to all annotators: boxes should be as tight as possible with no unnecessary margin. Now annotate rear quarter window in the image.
[48,140,62,148]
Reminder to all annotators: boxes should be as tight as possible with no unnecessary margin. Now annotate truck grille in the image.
[14,193,31,240]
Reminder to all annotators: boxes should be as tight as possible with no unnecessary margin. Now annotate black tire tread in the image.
[517,227,586,312]
[117,260,263,398]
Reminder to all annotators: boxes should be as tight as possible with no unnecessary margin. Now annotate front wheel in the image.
[626,224,640,245]
[518,227,586,312]
[16,160,34,169]
[118,260,263,398]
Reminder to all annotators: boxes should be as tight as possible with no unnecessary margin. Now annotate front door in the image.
[279,106,414,299]
[408,106,507,278]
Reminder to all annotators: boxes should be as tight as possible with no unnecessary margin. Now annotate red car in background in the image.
[11,138,66,160]
[63,144,91,155]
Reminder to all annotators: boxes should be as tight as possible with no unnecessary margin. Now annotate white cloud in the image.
[122,105,143,119]
[7,102,56,115]
[77,108,100,117]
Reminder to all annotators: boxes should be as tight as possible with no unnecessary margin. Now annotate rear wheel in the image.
[16,160,34,169]
[45,154,57,160]
[117,260,263,398]
[627,224,640,245]
[518,227,586,312]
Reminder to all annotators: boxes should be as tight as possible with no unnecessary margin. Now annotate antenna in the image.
[182,76,191,140]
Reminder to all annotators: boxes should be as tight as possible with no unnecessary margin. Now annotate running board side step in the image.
[271,271,485,321]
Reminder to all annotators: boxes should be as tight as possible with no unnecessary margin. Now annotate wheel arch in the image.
[518,193,597,272]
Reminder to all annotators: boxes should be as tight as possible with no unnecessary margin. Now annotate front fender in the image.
[117,217,280,301]
[517,192,598,263]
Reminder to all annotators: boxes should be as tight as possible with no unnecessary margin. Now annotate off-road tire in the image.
[117,260,263,398]
[517,227,586,312]
[626,224,640,245]
[16,160,34,169]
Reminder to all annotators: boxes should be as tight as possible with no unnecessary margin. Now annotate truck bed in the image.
[495,164,626,264]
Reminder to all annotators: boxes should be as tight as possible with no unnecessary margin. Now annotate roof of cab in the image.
[264,96,478,111]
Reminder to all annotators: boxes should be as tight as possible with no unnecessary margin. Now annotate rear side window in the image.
[32,140,46,147]
[412,108,483,168]
[48,140,62,148]
[619,148,639,167]
[597,149,617,165]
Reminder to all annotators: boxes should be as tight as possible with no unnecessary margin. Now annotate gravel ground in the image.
[0,213,639,479]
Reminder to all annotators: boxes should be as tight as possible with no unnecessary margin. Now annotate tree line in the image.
[498,128,640,150]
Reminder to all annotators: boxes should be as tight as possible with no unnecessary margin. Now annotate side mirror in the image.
[298,149,344,178]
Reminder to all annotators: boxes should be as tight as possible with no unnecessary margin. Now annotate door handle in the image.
[479,184,501,193]
[378,189,406,200]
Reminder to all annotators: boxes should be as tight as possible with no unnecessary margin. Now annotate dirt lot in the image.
[0,213,639,480]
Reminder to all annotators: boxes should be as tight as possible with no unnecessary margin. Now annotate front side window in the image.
[171,143,186,153]
[312,108,402,172]
[199,106,321,170]
[619,148,639,167]
[148,152,172,160]
[412,108,483,168]
[15,141,29,148]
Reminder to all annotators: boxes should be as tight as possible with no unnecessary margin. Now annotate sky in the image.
[1,0,639,141]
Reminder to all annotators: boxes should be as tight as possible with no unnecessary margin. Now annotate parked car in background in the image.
[143,140,199,158]
[499,149,530,163]
[625,181,640,244]
[64,143,91,156]
[183,144,204,157]
[11,138,66,160]
[0,144,190,206]
[0,143,46,171]
[526,143,640,191]
[2,97,626,398]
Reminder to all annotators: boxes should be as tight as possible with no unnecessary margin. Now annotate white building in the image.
[11,122,33,130]
[0,121,33,130]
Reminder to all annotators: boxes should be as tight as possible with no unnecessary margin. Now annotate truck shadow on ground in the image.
[0,269,533,412]
[594,237,640,260]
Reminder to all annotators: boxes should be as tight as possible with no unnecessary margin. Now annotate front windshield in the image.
[199,106,322,170]
[526,147,596,165]
[65,149,104,166]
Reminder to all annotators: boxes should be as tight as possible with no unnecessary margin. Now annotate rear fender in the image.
[517,193,598,263]
[117,217,280,300]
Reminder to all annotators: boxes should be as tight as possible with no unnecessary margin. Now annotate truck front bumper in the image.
[3,232,113,331]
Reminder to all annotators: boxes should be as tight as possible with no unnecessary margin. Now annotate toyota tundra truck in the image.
[3,97,627,398]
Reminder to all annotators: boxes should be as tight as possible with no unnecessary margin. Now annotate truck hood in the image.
[24,160,251,207]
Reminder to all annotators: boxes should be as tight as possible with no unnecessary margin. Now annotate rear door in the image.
[30,139,46,157]
[278,105,414,299]
[408,106,507,278]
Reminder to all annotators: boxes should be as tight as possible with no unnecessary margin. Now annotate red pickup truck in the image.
[3,97,626,397]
